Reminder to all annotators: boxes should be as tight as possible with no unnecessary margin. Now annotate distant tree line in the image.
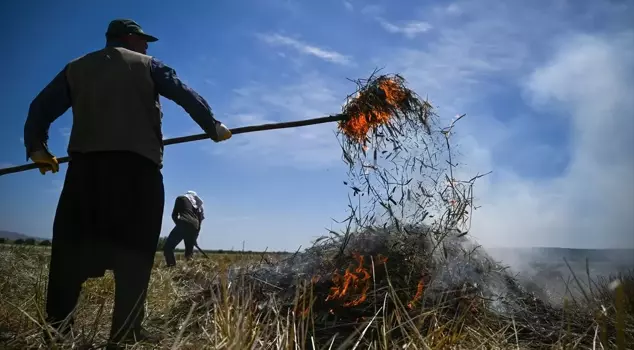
[1,236,290,255]
[154,236,291,255]
[0,237,51,246]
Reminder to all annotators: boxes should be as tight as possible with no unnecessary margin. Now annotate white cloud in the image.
[377,19,432,38]
[257,33,352,65]
[343,0,353,12]
[59,127,71,138]
[460,31,634,248]
[378,1,634,249]
[207,72,349,169]
[46,179,64,194]
[504,32,634,248]
[360,5,383,17]
[360,4,432,38]
[445,3,462,15]
[58,127,71,149]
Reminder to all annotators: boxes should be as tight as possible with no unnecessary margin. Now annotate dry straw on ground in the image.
[0,72,632,349]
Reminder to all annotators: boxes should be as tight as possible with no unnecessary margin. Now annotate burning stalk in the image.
[325,253,372,307]
[0,71,431,177]
[407,279,425,309]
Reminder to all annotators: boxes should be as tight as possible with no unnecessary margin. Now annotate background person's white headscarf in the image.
[183,190,205,220]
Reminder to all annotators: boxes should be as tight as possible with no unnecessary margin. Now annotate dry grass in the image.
[0,243,631,350]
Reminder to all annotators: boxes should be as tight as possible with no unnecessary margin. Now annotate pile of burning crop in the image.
[160,72,629,348]
[163,227,620,348]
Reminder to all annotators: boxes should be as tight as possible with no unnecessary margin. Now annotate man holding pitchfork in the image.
[23,18,231,348]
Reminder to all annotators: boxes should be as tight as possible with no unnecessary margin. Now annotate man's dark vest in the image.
[65,46,164,166]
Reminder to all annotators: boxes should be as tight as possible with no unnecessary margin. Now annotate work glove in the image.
[29,149,60,175]
[214,123,232,142]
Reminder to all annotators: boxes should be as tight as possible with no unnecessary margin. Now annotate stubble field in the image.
[0,240,632,350]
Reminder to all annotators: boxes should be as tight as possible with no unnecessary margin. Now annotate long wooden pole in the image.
[0,114,345,177]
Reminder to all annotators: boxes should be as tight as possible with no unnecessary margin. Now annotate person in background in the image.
[23,18,232,348]
[164,191,205,267]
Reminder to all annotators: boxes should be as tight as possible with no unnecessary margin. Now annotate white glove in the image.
[214,123,232,142]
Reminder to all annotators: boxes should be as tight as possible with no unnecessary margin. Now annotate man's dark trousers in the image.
[45,151,164,343]
[163,223,198,266]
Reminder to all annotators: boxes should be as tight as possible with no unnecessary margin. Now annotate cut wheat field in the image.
[0,241,632,350]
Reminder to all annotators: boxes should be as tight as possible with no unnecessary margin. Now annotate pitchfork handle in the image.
[0,114,345,177]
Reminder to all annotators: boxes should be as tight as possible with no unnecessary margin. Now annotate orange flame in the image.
[299,307,310,317]
[325,252,372,307]
[407,279,425,309]
[379,78,407,105]
[339,78,409,144]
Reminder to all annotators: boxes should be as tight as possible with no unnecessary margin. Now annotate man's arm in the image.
[172,197,184,223]
[149,58,222,141]
[23,66,72,160]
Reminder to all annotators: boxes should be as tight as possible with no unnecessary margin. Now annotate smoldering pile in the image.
[164,226,603,348]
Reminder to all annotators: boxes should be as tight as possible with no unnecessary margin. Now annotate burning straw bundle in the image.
[337,73,432,150]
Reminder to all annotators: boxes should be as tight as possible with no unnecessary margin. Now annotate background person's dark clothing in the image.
[45,151,164,342]
[172,195,203,231]
[163,223,199,266]
[164,195,204,266]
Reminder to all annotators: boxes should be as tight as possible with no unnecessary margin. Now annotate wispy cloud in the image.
[58,127,71,149]
[359,3,432,38]
[360,4,383,17]
[444,3,462,15]
[257,33,352,65]
[343,0,353,12]
[377,18,432,38]
[59,127,71,138]
[46,179,64,194]
[208,71,348,169]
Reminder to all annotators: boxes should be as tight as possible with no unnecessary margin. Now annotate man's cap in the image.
[106,19,158,42]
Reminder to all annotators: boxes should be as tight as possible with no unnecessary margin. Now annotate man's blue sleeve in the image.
[150,58,221,140]
[23,66,72,160]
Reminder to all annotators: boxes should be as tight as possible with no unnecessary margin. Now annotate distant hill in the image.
[485,246,634,282]
[0,230,48,241]
[486,247,634,264]
[483,246,634,305]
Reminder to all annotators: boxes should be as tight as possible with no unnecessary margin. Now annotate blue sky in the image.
[0,0,632,251]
